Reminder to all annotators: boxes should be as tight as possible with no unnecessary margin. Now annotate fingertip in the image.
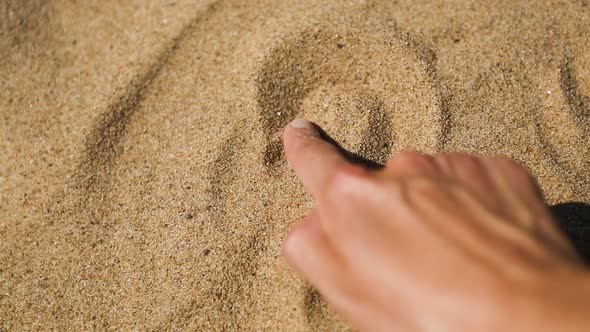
[283,223,303,260]
[283,210,326,264]
[283,216,314,268]
[288,117,316,130]
[282,117,352,198]
[283,118,316,161]
[283,118,318,140]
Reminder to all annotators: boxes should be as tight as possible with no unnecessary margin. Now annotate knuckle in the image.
[406,177,448,201]
[325,164,371,199]
[494,157,534,182]
[389,151,435,171]
[394,151,429,164]
[448,153,479,167]
[386,179,413,206]
[495,156,524,169]
[493,156,520,169]
[443,152,472,161]
[442,152,480,171]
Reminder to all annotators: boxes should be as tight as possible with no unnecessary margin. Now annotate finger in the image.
[426,155,568,263]
[283,210,358,308]
[479,157,547,224]
[283,118,355,199]
[485,157,545,204]
[434,154,549,228]
[404,179,551,270]
[433,153,503,210]
[485,157,579,258]
[284,211,401,331]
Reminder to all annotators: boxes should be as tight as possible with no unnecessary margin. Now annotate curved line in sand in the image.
[560,61,590,136]
[201,126,269,328]
[75,1,222,207]
[356,93,392,165]
[535,58,590,195]
[256,20,450,172]
[70,4,454,326]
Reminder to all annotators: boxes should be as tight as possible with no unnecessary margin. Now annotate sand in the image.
[1,0,590,330]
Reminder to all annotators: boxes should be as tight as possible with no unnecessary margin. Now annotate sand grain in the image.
[1,0,590,330]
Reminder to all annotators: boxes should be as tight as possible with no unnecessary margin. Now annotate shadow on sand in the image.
[551,202,590,263]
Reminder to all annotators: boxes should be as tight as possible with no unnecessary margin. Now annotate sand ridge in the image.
[1,0,590,330]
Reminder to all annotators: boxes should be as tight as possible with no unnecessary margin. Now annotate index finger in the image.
[283,118,353,199]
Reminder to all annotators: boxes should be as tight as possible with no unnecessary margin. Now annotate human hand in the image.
[282,118,589,332]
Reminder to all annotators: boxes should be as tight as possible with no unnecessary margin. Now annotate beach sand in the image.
[1,0,590,330]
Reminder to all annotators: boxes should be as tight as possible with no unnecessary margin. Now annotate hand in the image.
[282,118,589,332]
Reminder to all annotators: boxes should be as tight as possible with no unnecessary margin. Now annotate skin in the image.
[282,118,590,332]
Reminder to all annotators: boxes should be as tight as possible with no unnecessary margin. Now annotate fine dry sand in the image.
[1,0,590,330]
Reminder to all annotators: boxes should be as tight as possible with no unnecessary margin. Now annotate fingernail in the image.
[289,118,313,129]
[289,118,319,138]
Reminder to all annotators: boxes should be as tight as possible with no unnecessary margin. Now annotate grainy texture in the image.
[1,0,590,330]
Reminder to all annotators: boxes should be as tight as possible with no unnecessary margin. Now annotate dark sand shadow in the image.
[314,124,385,170]
[551,202,590,263]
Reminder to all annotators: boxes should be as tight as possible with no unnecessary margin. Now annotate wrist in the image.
[536,269,590,332]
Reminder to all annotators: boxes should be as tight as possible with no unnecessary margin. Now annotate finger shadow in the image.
[550,202,590,263]
[314,124,385,170]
